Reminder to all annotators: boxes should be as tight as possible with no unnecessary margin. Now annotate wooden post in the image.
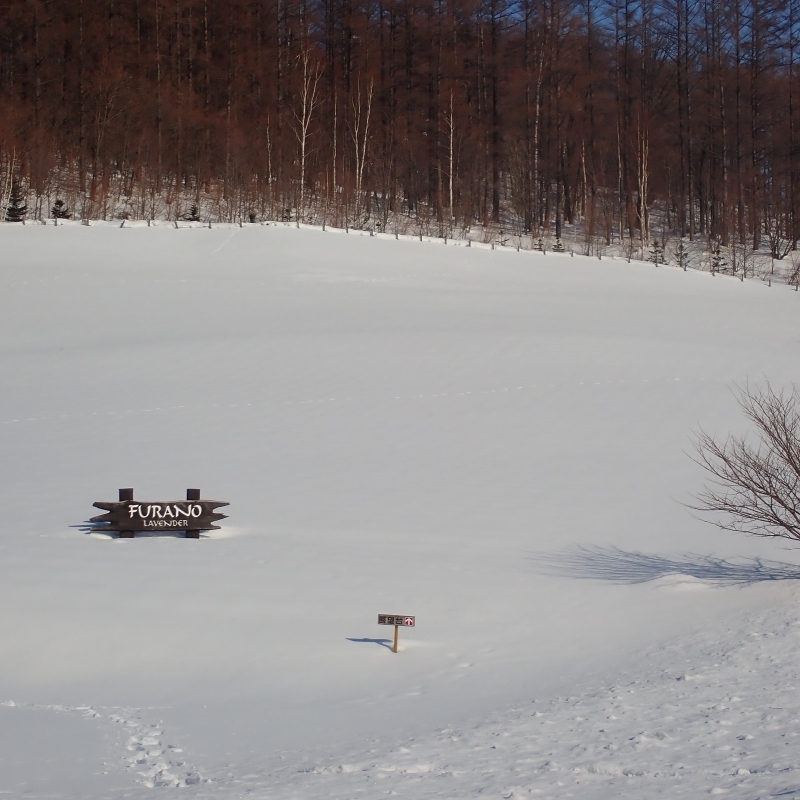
[378,614,414,651]
[119,488,135,537]
[186,488,201,538]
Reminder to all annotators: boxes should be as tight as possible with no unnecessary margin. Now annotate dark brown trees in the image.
[1,0,799,258]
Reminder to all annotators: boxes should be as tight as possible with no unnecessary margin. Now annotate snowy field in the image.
[1,221,799,799]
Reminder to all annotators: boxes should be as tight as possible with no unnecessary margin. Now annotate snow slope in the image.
[0,221,799,798]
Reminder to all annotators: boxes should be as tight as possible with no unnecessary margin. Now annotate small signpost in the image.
[378,614,415,653]
[91,488,228,538]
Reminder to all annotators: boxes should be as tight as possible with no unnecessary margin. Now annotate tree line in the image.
[2,0,800,261]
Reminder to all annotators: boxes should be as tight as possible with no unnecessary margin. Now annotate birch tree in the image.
[350,77,374,222]
[291,43,323,220]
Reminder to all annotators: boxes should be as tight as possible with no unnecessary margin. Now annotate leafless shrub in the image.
[788,257,800,287]
[689,383,800,541]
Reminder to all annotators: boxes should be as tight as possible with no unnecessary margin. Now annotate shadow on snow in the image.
[72,521,205,539]
[536,546,800,587]
[346,637,394,651]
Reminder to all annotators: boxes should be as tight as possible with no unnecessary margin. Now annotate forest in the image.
[2,0,800,265]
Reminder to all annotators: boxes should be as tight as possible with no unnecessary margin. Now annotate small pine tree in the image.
[5,179,28,222]
[674,240,691,270]
[552,238,565,252]
[648,239,664,265]
[534,235,545,251]
[710,242,727,274]
[185,203,201,222]
[51,199,71,219]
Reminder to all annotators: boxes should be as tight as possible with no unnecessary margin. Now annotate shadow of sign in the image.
[346,637,394,651]
[536,546,800,587]
[73,522,202,539]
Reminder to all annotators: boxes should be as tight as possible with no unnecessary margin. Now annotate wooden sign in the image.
[91,488,228,538]
[378,614,415,653]
[378,615,415,627]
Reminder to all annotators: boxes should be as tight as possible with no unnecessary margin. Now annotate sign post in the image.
[91,488,228,538]
[378,614,415,653]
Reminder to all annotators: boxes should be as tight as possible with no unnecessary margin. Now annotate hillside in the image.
[1,221,799,799]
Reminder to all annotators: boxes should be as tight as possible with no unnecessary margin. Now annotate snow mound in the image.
[651,573,712,591]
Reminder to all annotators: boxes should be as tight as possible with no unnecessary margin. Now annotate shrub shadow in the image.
[537,546,800,587]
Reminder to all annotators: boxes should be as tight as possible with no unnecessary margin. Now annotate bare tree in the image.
[350,77,373,223]
[689,383,800,541]
[291,44,323,220]
[1,149,16,221]
[442,89,456,219]
[788,256,800,287]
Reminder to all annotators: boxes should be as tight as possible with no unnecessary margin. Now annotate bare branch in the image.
[688,382,800,541]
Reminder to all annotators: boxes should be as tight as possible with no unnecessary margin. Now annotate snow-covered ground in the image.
[1,221,799,799]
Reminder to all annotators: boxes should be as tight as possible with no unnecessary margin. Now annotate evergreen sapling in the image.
[710,242,727,275]
[5,180,28,222]
[648,239,665,265]
[185,204,201,222]
[674,240,691,271]
[51,199,71,219]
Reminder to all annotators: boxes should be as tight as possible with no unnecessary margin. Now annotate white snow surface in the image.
[1,221,800,798]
